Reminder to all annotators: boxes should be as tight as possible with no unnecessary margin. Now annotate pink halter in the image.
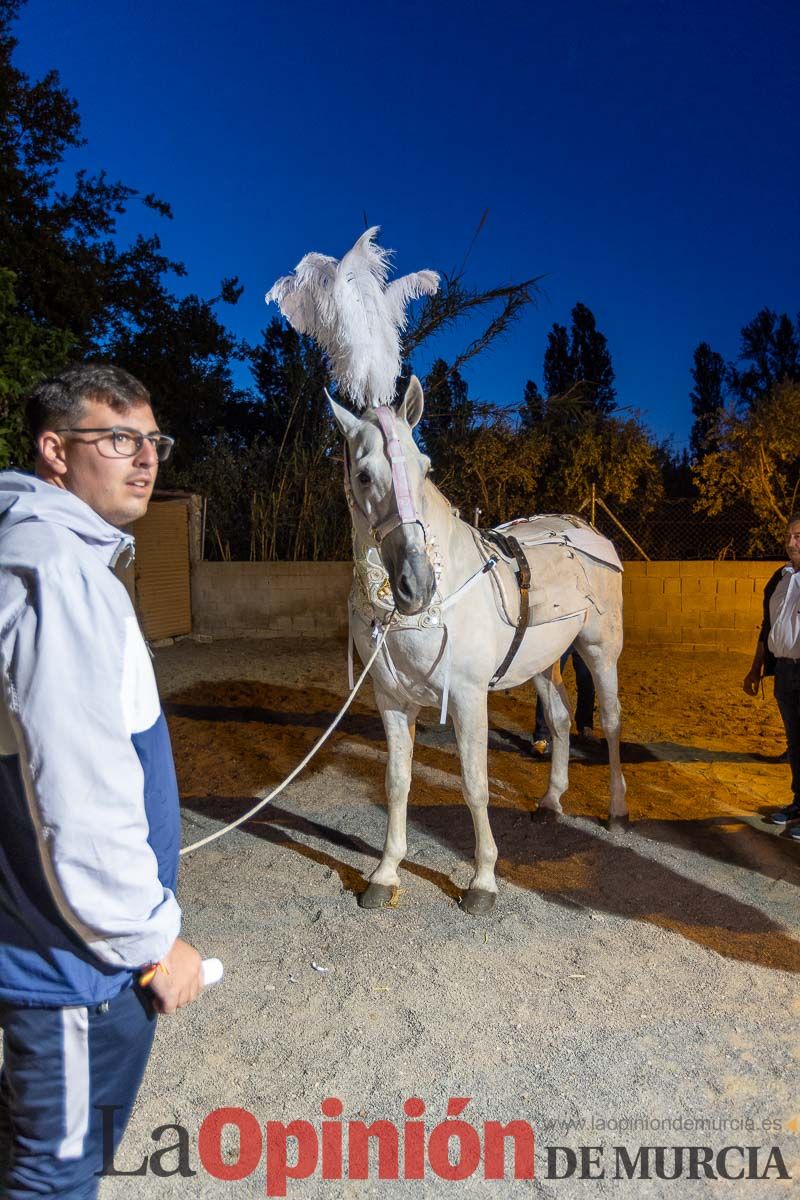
[344,405,424,544]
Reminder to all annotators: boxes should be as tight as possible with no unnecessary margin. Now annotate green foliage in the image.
[403,272,540,379]
[541,303,616,419]
[542,414,661,513]
[519,379,544,429]
[438,420,548,526]
[248,319,333,449]
[689,341,726,459]
[419,359,475,455]
[110,291,246,475]
[174,433,349,563]
[693,382,800,551]
[729,309,800,410]
[0,269,74,467]
[1,3,674,559]
[0,3,185,351]
[0,0,241,468]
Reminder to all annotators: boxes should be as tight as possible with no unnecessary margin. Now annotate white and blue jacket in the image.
[0,472,182,1008]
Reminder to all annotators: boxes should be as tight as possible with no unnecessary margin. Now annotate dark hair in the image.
[788,514,800,529]
[25,364,151,439]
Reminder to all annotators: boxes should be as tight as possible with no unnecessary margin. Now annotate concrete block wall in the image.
[191,559,783,650]
[191,561,353,638]
[622,560,781,652]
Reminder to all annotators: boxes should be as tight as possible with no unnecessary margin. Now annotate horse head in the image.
[328,376,437,616]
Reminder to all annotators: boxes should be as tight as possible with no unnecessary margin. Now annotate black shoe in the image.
[770,803,800,825]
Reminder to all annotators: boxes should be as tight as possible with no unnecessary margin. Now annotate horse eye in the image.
[357,471,371,486]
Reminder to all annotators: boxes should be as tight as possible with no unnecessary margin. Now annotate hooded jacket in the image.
[0,471,182,1008]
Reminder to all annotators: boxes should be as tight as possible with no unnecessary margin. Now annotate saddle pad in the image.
[494,513,624,572]
[473,515,621,628]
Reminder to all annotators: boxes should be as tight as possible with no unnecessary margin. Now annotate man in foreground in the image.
[743,514,800,840]
[0,364,203,1197]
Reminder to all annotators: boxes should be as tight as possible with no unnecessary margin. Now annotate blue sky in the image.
[14,0,800,448]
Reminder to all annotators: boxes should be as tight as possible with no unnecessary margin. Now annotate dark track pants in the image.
[534,645,596,740]
[0,985,156,1198]
[774,657,800,798]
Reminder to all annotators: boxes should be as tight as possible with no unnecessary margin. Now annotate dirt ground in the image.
[98,637,798,1198]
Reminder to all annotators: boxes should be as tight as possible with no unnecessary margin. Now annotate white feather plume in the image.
[265,227,440,408]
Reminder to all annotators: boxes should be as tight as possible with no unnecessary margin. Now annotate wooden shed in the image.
[127,492,202,641]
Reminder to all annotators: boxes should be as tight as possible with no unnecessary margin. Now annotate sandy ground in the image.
[70,639,800,1195]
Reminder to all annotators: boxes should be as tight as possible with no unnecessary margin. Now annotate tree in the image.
[541,303,616,421]
[0,1,182,350]
[728,308,800,410]
[689,341,726,459]
[543,323,572,400]
[536,413,661,515]
[441,419,548,526]
[419,359,475,456]
[659,444,694,498]
[403,271,540,382]
[569,302,616,417]
[693,381,800,552]
[248,319,333,450]
[0,269,74,467]
[109,289,246,474]
[0,0,241,455]
[520,379,544,428]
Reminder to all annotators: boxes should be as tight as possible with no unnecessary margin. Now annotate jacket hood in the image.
[0,471,134,567]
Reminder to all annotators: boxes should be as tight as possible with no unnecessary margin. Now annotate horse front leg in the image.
[359,691,420,909]
[533,666,571,816]
[451,692,498,915]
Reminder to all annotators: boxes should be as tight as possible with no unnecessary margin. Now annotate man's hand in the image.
[146,937,203,1014]
[743,669,762,697]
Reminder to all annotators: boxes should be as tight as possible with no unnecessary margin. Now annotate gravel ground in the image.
[29,636,800,1198]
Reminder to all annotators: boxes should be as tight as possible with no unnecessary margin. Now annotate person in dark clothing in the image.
[743,516,800,837]
[532,642,596,756]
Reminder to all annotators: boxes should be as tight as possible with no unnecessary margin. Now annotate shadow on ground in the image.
[180,790,800,975]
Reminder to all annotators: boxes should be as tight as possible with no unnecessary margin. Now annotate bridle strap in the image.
[373,406,417,532]
[344,405,424,544]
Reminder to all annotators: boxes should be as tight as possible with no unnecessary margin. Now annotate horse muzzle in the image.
[383,545,436,615]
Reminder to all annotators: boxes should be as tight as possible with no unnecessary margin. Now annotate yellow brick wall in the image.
[622,561,782,652]
[190,559,784,651]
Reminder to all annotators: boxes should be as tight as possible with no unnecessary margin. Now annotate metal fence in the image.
[584,495,783,562]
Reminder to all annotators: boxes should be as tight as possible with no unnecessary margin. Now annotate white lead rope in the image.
[180,557,499,856]
[179,615,395,856]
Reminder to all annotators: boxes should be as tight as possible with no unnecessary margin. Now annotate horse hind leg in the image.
[533,666,571,818]
[360,694,419,909]
[451,693,498,915]
[575,637,628,827]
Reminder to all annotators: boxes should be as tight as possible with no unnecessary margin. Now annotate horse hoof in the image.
[358,883,395,910]
[460,888,497,916]
[531,806,561,823]
[607,814,630,833]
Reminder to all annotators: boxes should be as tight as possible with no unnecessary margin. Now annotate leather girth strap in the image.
[489,534,531,688]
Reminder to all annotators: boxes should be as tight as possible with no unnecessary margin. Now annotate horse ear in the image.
[326,389,360,439]
[399,375,424,428]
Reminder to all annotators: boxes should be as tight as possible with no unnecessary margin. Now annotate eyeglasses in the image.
[55,426,175,462]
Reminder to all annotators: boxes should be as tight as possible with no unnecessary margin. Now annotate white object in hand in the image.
[200,958,224,987]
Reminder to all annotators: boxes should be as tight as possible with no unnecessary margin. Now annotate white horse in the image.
[330,376,627,915]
